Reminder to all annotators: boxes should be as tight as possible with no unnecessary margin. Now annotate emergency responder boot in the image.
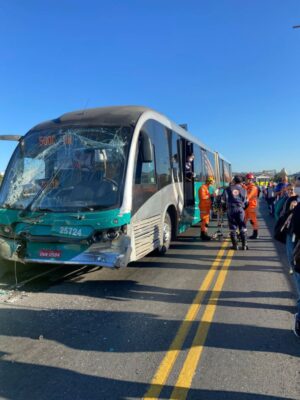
[230,233,239,250]
[241,237,248,250]
[201,231,211,241]
[240,229,248,250]
[249,230,259,239]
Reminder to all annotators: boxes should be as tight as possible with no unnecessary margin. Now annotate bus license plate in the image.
[39,249,61,258]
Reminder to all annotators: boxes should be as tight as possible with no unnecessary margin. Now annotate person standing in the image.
[274,175,289,200]
[199,176,214,241]
[245,172,259,239]
[185,153,195,182]
[266,181,276,216]
[284,176,300,336]
[222,175,248,250]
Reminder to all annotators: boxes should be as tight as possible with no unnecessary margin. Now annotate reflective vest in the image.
[199,184,211,210]
[246,183,258,209]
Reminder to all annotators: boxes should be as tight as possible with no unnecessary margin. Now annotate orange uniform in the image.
[199,184,212,232]
[245,183,259,230]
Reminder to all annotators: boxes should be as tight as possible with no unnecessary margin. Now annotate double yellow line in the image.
[143,240,234,400]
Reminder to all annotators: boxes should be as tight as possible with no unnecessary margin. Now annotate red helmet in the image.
[246,173,254,180]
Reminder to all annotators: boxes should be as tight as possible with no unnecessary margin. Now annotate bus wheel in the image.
[157,212,172,255]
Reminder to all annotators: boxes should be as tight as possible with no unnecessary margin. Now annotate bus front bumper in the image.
[0,237,132,269]
[26,250,130,268]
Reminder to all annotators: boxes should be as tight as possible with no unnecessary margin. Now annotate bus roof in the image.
[28,105,218,154]
[30,106,148,130]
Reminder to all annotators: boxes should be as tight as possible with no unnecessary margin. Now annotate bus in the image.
[0,106,231,269]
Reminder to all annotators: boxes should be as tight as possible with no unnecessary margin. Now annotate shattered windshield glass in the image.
[0,126,132,212]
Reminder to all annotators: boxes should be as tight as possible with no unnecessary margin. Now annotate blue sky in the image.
[0,0,300,173]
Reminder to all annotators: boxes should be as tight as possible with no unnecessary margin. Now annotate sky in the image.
[0,0,300,174]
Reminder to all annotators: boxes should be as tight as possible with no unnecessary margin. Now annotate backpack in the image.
[293,239,300,273]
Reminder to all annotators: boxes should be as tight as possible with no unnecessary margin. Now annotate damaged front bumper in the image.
[0,236,132,269]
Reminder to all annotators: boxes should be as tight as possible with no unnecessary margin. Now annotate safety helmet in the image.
[206,176,214,183]
[246,173,254,180]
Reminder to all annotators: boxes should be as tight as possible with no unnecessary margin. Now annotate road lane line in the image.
[143,240,229,400]
[170,249,235,400]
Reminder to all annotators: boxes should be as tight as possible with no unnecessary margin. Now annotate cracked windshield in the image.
[0,126,132,212]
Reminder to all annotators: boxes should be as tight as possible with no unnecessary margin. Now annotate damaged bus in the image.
[0,106,231,269]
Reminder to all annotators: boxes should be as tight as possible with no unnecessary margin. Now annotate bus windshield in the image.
[0,126,132,212]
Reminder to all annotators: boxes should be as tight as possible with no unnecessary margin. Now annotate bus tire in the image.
[157,212,172,255]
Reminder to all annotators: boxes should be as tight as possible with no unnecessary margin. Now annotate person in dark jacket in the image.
[222,175,249,250]
[284,176,300,337]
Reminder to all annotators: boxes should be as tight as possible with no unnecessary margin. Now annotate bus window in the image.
[207,150,216,180]
[135,136,156,185]
[0,126,132,212]
[132,121,157,214]
[153,122,172,188]
[202,149,215,181]
[219,159,225,185]
[193,145,203,182]
[223,161,231,184]
[170,131,182,183]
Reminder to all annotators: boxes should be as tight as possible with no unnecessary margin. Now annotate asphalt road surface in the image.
[0,200,299,400]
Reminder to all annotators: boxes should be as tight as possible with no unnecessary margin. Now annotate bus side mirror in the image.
[0,135,22,141]
[140,131,153,163]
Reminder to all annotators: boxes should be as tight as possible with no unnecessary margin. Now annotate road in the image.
[0,201,299,400]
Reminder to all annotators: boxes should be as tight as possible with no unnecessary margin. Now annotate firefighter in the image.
[222,175,248,250]
[199,176,214,241]
[245,172,259,239]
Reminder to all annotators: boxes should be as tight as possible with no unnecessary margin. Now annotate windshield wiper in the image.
[75,206,96,212]
[19,187,48,217]
[78,205,114,211]
[32,207,55,213]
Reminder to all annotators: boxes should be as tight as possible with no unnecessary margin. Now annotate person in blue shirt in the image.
[222,175,249,250]
[274,176,288,200]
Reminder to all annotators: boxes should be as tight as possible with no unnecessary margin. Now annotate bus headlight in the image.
[92,228,122,243]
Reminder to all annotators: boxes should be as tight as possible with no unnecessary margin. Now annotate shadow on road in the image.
[0,305,299,355]
[0,356,297,400]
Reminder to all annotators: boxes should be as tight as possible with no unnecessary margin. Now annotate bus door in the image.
[183,140,194,206]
